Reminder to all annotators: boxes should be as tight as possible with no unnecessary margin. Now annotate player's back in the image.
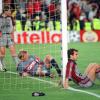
[17,55,35,73]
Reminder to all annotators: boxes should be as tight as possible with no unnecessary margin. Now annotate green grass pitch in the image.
[0,42,100,100]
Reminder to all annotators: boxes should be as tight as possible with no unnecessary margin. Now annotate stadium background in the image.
[0,0,100,100]
[2,0,100,43]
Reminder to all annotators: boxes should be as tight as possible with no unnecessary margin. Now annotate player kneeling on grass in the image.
[63,48,100,89]
[17,50,61,78]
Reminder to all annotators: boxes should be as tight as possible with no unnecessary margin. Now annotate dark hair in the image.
[67,48,78,59]
[3,5,11,12]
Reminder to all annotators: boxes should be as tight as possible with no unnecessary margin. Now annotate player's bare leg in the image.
[0,47,6,71]
[85,63,100,81]
[84,63,100,75]
[9,45,19,66]
[44,54,61,77]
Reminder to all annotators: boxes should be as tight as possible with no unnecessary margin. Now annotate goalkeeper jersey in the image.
[17,55,47,76]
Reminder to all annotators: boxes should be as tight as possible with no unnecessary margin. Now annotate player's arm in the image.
[63,78,69,89]
[10,16,15,40]
[10,27,15,41]
[63,62,72,89]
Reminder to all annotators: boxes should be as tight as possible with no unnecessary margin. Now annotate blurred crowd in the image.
[3,0,100,31]
[67,0,100,30]
[3,0,61,31]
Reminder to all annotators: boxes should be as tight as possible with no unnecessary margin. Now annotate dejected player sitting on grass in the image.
[17,50,61,78]
[63,48,100,89]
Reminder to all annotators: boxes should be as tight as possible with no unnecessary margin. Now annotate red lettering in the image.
[17,34,21,44]
[41,31,45,43]
[14,31,61,44]
[22,32,28,44]
[46,31,50,43]
[30,34,40,44]
[51,34,61,43]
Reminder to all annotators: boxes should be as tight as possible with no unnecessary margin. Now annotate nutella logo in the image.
[14,31,61,44]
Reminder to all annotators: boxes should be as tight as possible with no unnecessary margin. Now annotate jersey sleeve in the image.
[17,62,24,73]
[66,61,74,79]
[11,16,15,26]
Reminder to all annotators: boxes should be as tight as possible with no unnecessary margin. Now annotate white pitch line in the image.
[67,87,100,98]
[7,71,58,86]
[7,71,100,98]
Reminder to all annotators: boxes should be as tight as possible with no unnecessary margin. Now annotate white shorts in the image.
[79,76,93,88]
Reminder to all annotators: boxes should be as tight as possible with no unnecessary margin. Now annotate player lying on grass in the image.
[17,50,61,77]
[63,48,100,89]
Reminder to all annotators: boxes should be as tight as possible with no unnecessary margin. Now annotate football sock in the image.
[12,56,19,66]
[50,59,61,77]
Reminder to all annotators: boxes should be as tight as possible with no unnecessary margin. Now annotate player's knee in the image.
[91,63,100,69]
[88,63,98,68]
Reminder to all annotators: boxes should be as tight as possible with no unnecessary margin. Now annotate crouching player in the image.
[63,48,100,89]
[17,51,61,77]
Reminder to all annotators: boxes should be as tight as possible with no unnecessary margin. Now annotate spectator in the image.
[79,11,86,30]
[48,0,56,30]
[16,8,27,31]
[26,0,34,18]
[68,3,78,30]
[26,0,35,30]
[88,3,98,21]
[33,0,42,18]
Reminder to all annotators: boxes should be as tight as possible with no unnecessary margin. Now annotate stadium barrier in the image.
[14,31,61,44]
[13,30,100,44]
[13,31,80,44]
[15,20,61,31]
[67,18,100,31]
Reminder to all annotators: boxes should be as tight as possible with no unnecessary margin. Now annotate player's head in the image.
[67,48,78,60]
[3,6,12,16]
[18,50,29,61]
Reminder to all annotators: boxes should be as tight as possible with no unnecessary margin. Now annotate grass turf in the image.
[0,42,100,100]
